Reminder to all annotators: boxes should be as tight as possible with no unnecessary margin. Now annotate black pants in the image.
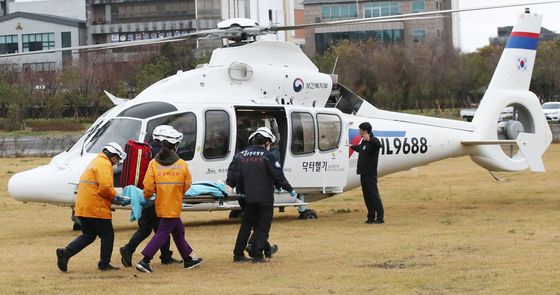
[66,217,114,268]
[234,202,274,259]
[360,174,384,221]
[123,205,172,260]
[233,199,272,257]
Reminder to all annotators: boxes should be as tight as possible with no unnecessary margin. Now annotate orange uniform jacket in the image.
[75,153,117,219]
[143,159,192,218]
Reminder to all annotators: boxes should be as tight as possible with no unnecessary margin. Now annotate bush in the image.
[0,118,21,131]
[24,119,86,131]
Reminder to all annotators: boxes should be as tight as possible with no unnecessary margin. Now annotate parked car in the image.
[499,106,514,122]
[459,106,513,122]
[542,102,560,122]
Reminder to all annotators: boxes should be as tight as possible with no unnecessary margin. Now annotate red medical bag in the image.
[120,140,151,189]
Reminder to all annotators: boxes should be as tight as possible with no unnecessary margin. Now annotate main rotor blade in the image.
[266,0,560,32]
[0,27,223,58]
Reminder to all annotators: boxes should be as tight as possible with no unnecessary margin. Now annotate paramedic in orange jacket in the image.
[56,142,126,272]
[135,125,203,273]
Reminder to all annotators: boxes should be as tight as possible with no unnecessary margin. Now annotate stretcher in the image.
[115,186,308,213]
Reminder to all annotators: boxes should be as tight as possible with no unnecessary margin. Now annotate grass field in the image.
[1,145,559,294]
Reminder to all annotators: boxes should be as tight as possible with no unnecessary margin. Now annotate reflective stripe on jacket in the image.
[143,159,192,218]
[226,145,293,204]
[75,153,117,219]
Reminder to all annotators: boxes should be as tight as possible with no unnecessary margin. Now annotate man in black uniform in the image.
[119,140,183,267]
[226,127,296,262]
[351,122,384,224]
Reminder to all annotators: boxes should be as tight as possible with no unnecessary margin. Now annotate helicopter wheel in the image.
[229,210,243,219]
[298,209,318,220]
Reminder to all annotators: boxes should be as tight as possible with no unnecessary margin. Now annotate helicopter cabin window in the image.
[117,102,177,119]
[291,112,315,155]
[146,112,197,161]
[203,110,230,159]
[317,114,341,151]
[86,118,142,154]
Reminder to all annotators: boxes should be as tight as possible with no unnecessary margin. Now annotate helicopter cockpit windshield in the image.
[86,118,142,154]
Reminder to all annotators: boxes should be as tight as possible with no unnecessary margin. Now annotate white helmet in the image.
[152,125,183,144]
[249,127,276,144]
[104,142,127,160]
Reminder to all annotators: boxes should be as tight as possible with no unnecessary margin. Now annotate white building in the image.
[0,11,86,71]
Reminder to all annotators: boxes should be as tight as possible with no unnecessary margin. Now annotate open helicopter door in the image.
[234,106,288,166]
[283,107,348,195]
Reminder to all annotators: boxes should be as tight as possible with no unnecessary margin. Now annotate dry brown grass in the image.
[1,146,560,294]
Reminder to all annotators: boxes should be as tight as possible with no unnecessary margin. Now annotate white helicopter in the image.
[5,3,555,228]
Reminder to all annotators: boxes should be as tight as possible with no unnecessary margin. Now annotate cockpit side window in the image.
[203,110,230,159]
[291,112,315,155]
[86,118,142,154]
[146,112,197,161]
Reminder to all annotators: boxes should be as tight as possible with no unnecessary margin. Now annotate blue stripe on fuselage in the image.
[349,129,406,140]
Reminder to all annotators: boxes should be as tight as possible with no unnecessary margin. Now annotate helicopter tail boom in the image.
[465,10,552,172]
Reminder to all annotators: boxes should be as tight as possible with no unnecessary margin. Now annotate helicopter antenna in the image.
[331,56,339,75]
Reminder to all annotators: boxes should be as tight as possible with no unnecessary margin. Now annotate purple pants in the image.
[141,217,193,260]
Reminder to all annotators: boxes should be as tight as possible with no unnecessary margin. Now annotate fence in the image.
[0,135,81,157]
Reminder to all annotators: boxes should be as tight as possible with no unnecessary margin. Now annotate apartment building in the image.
[301,0,455,53]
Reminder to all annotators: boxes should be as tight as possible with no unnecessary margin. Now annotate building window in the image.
[363,2,399,18]
[315,29,403,53]
[321,4,357,20]
[0,63,19,71]
[412,0,425,13]
[111,1,196,21]
[197,0,220,19]
[0,34,18,54]
[22,62,56,72]
[413,29,426,42]
[22,33,55,52]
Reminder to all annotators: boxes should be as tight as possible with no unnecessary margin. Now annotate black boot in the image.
[120,246,133,267]
[56,248,69,272]
[264,244,278,258]
[161,250,183,265]
[99,264,120,271]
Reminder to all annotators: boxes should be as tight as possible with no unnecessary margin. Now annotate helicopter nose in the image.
[8,163,76,204]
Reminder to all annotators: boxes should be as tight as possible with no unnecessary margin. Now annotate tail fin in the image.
[487,10,541,91]
[466,10,552,172]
